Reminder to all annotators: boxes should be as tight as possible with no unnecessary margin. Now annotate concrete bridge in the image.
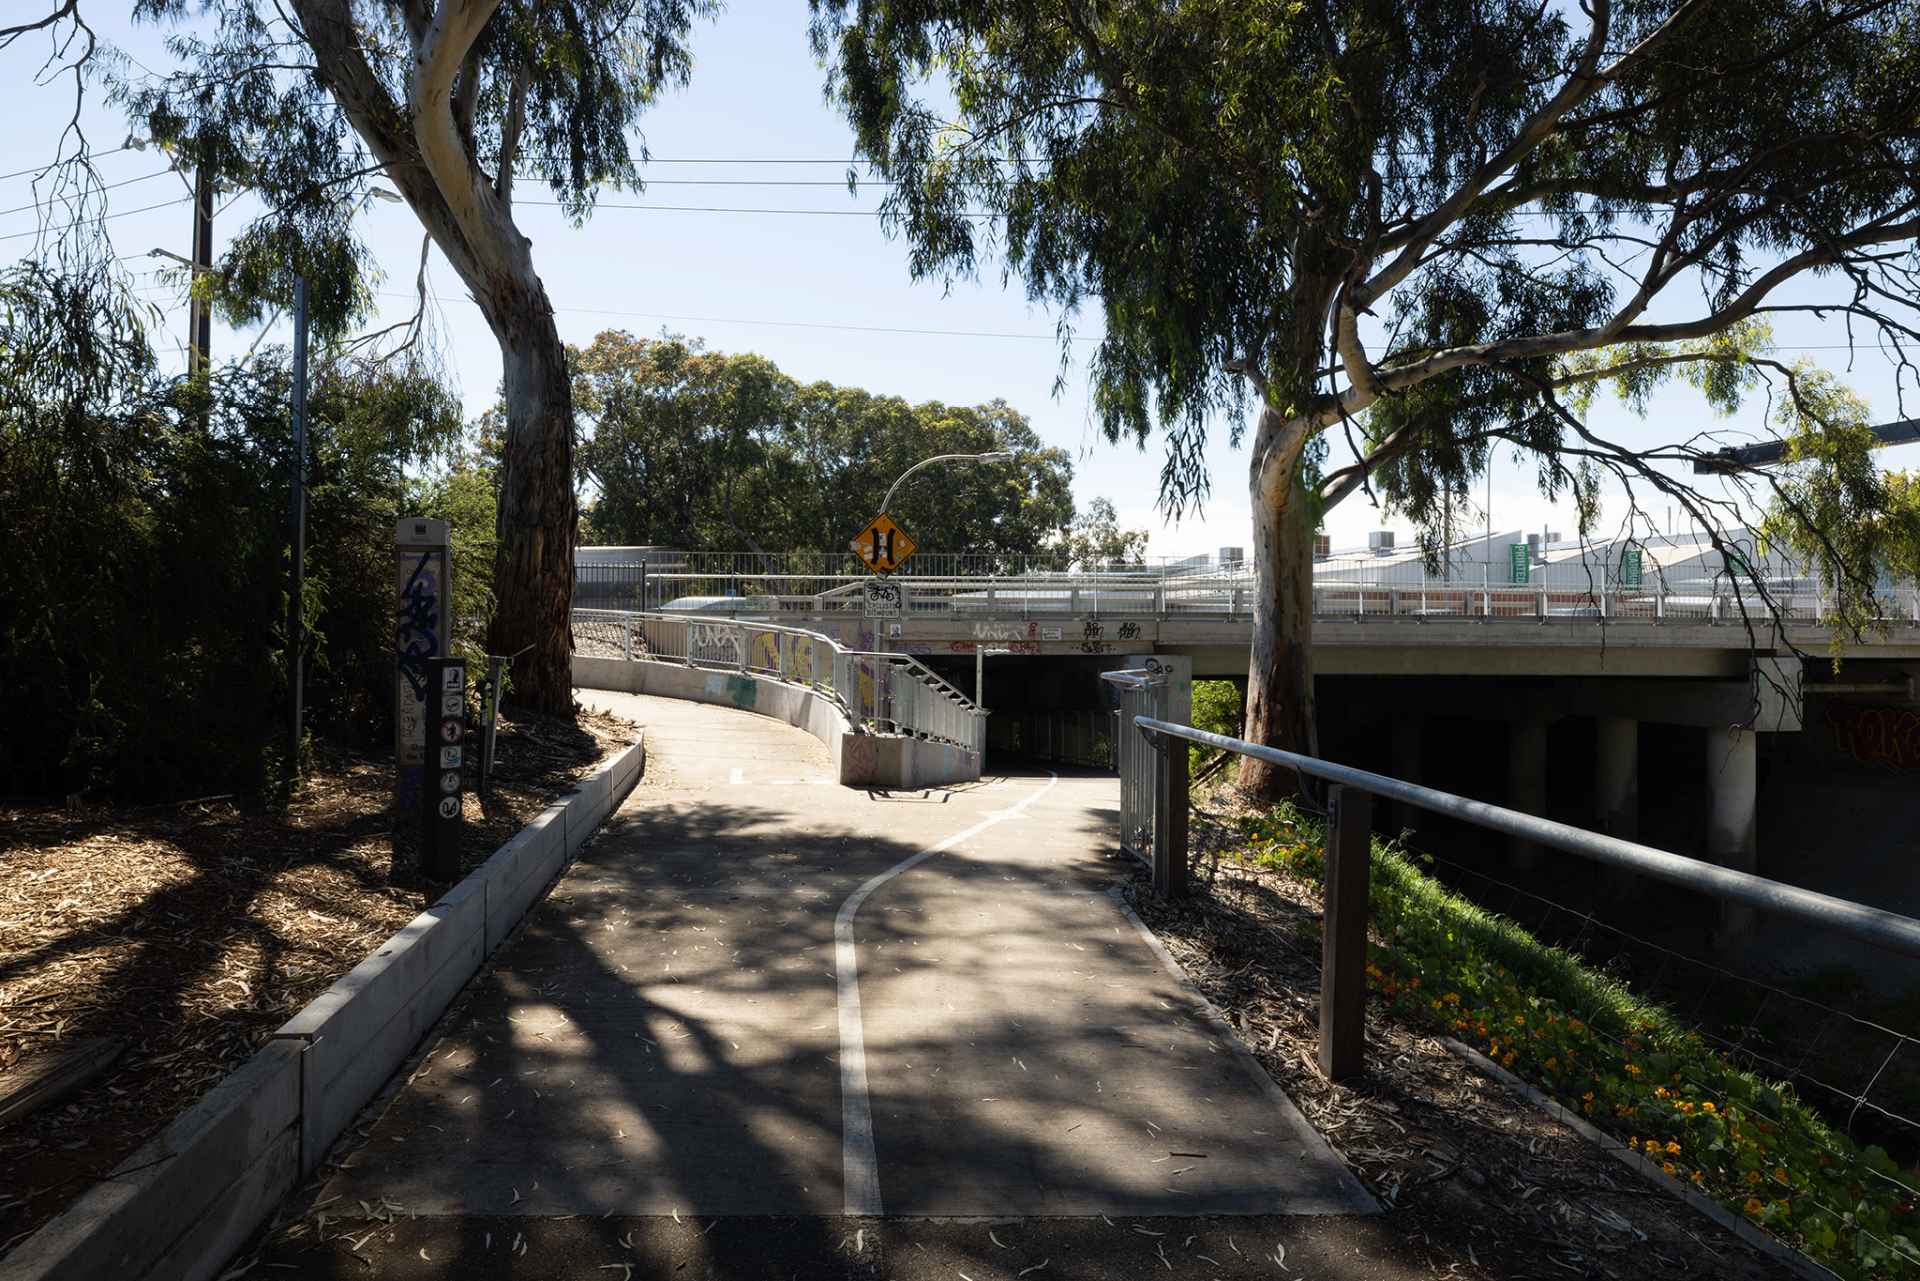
[573,540,1920,952]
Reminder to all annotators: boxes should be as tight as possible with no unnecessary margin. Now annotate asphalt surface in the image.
[254,693,1405,1278]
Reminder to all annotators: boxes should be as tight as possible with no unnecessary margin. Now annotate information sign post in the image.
[423,657,467,880]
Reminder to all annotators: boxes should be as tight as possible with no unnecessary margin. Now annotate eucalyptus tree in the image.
[117,0,716,712]
[812,0,1920,795]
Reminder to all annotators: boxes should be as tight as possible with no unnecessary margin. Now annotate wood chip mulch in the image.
[1127,781,1808,1281]
[0,702,636,1255]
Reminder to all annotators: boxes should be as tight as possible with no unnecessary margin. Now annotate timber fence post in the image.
[1320,784,1372,1081]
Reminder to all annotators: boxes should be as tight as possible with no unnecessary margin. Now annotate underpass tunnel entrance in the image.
[912,653,1133,768]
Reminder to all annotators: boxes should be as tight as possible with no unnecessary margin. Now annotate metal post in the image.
[481,654,505,795]
[188,162,214,379]
[1320,784,1372,1081]
[1152,728,1189,899]
[286,276,308,787]
[975,644,984,708]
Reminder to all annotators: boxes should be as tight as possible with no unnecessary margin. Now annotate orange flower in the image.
[1666,1141,1682,1156]
[1744,1198,1765,1216]
[1662,1162,1678,1176]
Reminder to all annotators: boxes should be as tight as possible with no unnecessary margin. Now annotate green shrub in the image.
[1189,678,1243,773]
[1237,804,1920,1279]
[0,264,469,802]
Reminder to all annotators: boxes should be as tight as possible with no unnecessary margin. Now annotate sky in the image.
[2,2,1915,559]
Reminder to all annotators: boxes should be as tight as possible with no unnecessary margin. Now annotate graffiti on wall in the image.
[1827,703,1920,771]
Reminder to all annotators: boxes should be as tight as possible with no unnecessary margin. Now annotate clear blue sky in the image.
[2,2,1913,556]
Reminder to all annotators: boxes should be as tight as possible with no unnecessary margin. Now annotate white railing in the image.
[579,566,1920,628]
[571,609,986,756]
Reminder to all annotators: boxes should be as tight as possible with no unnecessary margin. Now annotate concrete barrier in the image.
[1,736,645,1281]
[573,654,979,789]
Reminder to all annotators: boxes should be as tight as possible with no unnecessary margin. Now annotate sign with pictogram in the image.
[421,656,466,881]
[850,512,916,574]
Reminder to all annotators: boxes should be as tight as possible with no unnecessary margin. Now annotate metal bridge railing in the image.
[576,563,1920,627]
[571,608,986,756]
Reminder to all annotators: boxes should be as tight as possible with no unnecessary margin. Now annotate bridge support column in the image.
[1706,725,1758,945]
[1389,715,1422,833]
[1595,717,1639,842]
[1507,718,1548,871]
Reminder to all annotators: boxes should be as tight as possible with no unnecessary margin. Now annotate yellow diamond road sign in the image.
[851,512,916,574]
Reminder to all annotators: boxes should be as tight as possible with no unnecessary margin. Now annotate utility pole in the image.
[188,162,214,377]
[287,276,309,787]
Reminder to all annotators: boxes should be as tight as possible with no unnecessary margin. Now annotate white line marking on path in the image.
[834,771,1059,1217]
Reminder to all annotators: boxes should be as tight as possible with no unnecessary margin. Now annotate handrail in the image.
[1133,715,1920,961]
[571,608,986,753]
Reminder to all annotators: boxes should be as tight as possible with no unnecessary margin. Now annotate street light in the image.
[879,450,1016,514]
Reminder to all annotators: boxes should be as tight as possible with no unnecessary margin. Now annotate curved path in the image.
[256,693,1406,1279]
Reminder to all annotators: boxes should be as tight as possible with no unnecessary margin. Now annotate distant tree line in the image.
[570,331,1145,566]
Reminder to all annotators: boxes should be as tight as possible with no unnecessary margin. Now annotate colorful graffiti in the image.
[1827,703,1920,771]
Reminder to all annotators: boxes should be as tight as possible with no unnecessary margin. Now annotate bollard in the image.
[1319,784,1372,1081]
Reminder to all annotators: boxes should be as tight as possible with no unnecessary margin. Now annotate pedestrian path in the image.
[255,692,1392,1278]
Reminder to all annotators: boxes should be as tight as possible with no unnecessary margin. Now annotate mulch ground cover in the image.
[0,703,636,1255]
[1126,781,1807,1281]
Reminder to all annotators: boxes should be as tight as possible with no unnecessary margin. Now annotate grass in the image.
[1234,801,1920,1281]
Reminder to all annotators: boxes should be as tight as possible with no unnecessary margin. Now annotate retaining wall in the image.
[1,738,645,1281]
[573,654,979,788]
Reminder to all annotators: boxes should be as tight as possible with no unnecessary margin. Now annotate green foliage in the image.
[1188,678,1242,773]
[573,331,1077,557]
[117,0,716,338]
[1061,498,1149,570]
[1238,805,1920,1278]
[0,263,468,802]
[811,0,1920,549]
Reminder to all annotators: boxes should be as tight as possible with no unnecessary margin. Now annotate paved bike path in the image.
[255,693,1393,1277]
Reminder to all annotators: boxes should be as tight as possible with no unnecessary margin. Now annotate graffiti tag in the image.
[1827,703,1920,771]
[396,551,440,700]
[1117,621,1141,641]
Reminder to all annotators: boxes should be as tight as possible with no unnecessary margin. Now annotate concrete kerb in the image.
[0,1040,304,1281]
[0,737,645,1281]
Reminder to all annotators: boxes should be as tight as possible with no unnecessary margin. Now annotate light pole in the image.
[871,450,1013,659]
[879,450,1015,516]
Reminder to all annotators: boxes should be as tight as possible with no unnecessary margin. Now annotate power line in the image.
[0,145,134,186]
[0,170,177,222]
[0,195,195,245]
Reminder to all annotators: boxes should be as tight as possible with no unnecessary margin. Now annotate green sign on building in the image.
[1508,542,1530,584]
[1620,546,1643,588]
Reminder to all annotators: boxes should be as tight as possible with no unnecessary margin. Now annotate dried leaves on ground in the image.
[0,703,634,1254]
[1127,783,1804,1281]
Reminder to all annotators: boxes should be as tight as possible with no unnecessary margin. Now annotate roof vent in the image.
[1368,530,1396,555]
